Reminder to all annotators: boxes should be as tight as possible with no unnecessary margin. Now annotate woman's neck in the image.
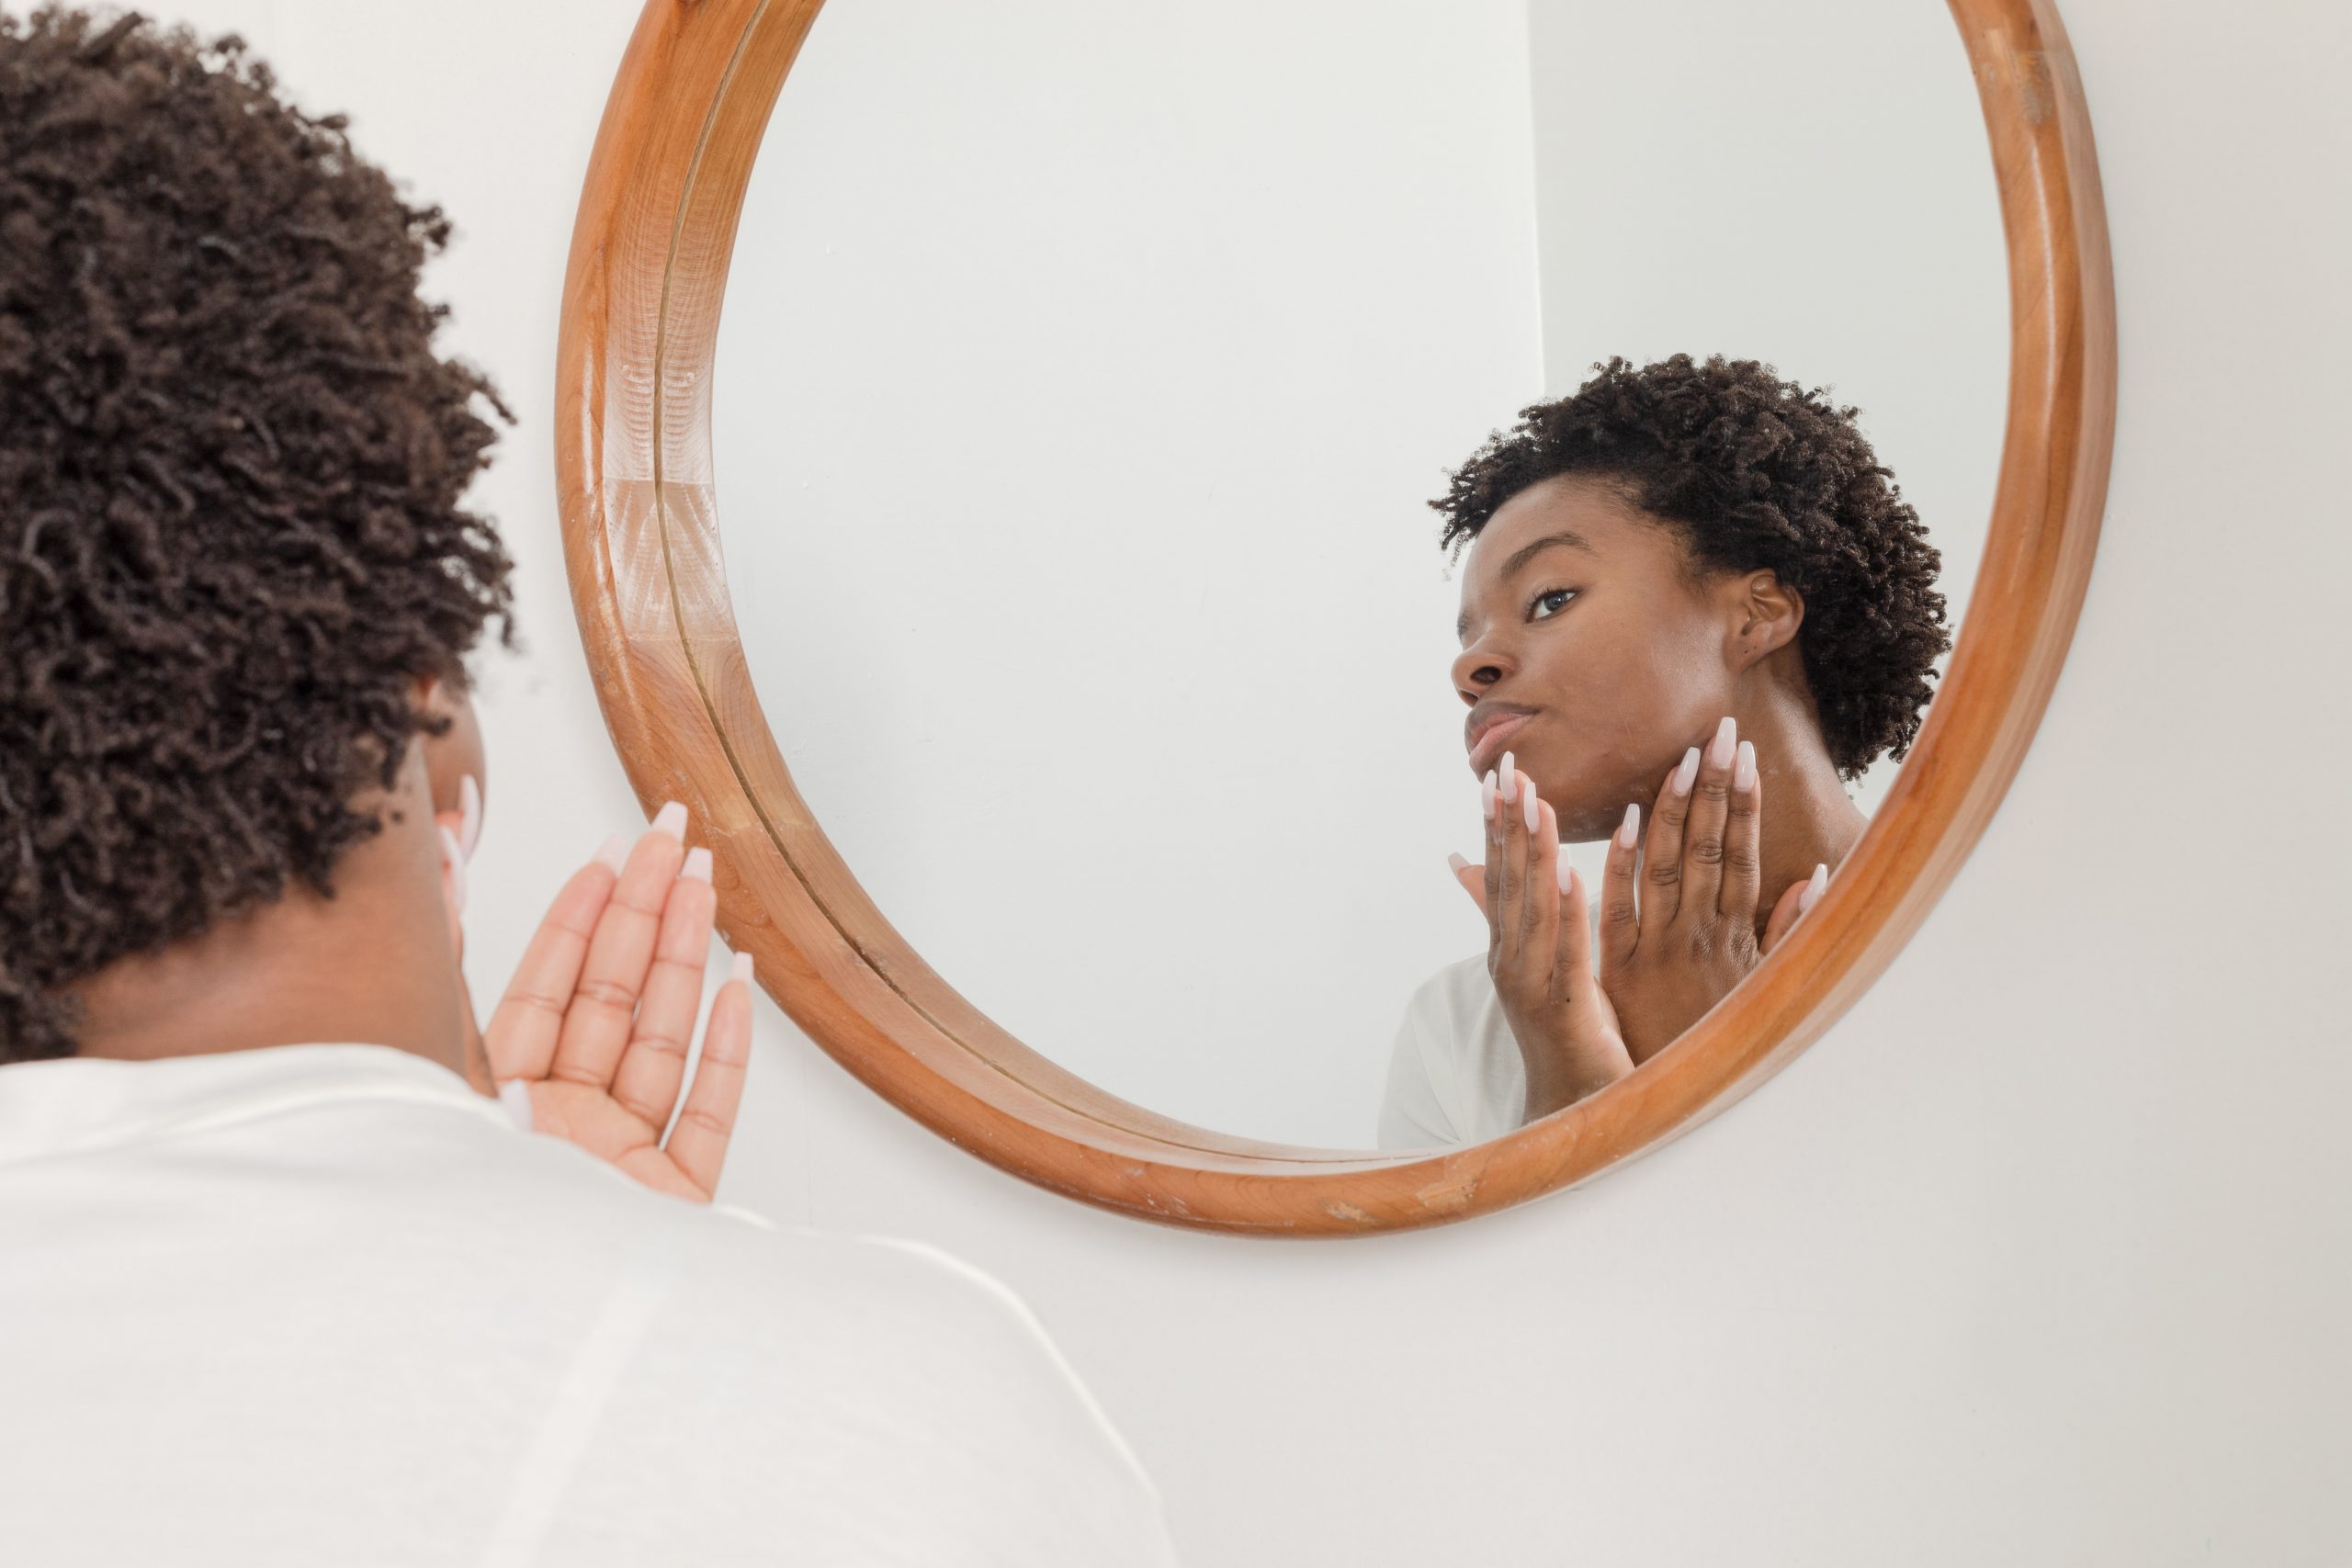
[1737,683,1871,921]
[58,784,488,1093]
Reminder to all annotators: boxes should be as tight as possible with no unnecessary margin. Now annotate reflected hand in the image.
[1589,716,1822,1065]
[437,798,756,1202]
[1476,751,1634,1123]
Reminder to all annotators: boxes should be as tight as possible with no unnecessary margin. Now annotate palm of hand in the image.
[440,807,754,1203]
[512,1076,721,1202]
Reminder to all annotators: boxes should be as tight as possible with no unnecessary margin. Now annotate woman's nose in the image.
[1452,643,1508,697]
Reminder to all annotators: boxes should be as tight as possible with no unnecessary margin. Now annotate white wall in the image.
[715,0,1543,1148]
[1526,0,2009,821]
[153,1,2347,1562]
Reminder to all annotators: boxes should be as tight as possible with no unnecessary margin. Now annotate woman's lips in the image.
[1467,712,1535,773]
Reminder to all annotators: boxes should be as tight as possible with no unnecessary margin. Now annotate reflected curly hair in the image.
[1434,353,1951,783]
[0,6,520,1064]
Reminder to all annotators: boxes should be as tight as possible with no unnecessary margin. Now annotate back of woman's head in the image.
[0,5,519,1063]
[1431,353,1953,783]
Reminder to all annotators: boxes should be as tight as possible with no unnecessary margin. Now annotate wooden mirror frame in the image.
[555,0,2115,1235]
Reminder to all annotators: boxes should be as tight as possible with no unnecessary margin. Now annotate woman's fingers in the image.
[1641,748,1701,930]
[607,851,718,1132]
[1491,759,1572,1008]
[1506,756,1539,955]
[481,848,622,1083]
[1486,754,1535,966]
[1597,798,1642,977]
[436,822,468,961]
[1523,786,1563,990]
[545,807,690,1089]
[1679,716,1739,918]
[1558,862,1600,999]
[1720,738,1763,924]
[1760,863,1828,955]
[1479,767,1502,941]
[662,952,756,1199]
[1487,761,1523,961]
[1449,853,1489,917]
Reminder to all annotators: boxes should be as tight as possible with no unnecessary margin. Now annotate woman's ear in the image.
[1728,570,1804,671]
[411,669,487,863]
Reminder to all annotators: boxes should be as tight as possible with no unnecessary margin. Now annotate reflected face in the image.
[1451,474,1742,841]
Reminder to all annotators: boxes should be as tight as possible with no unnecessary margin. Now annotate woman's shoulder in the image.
[1410,948,1496,1002]
[1385,948,1523,1148]
[1398,949,1508,1047]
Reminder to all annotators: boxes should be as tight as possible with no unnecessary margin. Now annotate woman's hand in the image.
[437,796,756,1202]
[1590,716,1820,1065]
[1477,751,1636,1123]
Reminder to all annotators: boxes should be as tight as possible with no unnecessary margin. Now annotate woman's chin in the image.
[1524,782,1611,842]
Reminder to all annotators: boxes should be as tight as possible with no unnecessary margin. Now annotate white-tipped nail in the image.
[1498,752,1518,804]
[496,1077,534,1134]
[1521,778,1540,833]
[730,950,754,987]
[1617,801,1640,849]
[438,825,468,915]
[1556,856,1575,895]
[1673,746,1702,795]
[1481,769,1498,819]
[592,832,628,875]
[682,846,713,883]
[1799,862,1828,914]
[1733,739,1757,793]
[1447,851,1471,876]
[457,773,482,862]
[1708,715,1737,770]
[651,800,688,840]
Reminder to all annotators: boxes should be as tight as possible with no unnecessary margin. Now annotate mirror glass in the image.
[714,0,2006,1149]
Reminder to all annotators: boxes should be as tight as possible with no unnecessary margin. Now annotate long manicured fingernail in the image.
[1616,801,1640,848]
[592,832,628,874]
[651,800,688,840]
[496,1077,534,1134]
[682,846,713,883]
[1521,778,1540,833]
[458,773,482,863]
[730,950,754,987]
[1672,746,1702,795]
[1707,716,1736,771]
[1447,851,1471,876]
[1799,862,1828,913]
[1556,855,1575,895]
[1481,769,1498,819]
[437,825,468,915]
[1733,739,1757,792]
[1498,752,1518,805]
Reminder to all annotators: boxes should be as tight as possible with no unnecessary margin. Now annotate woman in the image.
[0,1,751,1184]
[0,12,1179,1562]
[1377,354,1951,1149]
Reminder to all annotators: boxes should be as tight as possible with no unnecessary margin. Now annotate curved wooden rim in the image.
[554,0,2116,1234]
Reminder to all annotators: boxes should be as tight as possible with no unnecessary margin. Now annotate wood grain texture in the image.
[554,0,2117,1235]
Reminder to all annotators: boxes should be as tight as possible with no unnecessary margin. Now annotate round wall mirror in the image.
[556,0,2114,1234]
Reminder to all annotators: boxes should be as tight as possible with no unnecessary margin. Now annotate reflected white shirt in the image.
[1375,950,1526,1149]
[0,1043,1181,1566]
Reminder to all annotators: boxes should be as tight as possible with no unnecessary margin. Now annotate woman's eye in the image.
[1530,588,1577,621]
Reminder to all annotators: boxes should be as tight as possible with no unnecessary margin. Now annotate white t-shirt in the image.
[1375,950,1527,1150]
[0,1043,1181,1567]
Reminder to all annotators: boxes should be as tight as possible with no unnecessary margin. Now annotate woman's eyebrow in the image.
[1455,531,1598,639]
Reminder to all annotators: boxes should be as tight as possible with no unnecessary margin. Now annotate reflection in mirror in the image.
[715,0,2005,1151]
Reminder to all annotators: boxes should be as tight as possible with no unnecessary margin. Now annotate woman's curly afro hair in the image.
[0,6,520,1064]
[1432,352,1952,784]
